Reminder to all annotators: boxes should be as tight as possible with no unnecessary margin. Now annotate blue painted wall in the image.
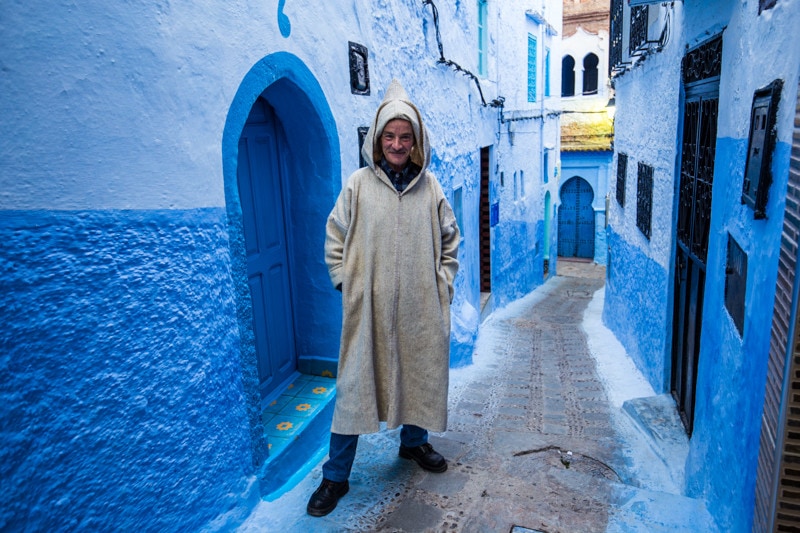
[605,0,800,524]
[430,151,480,368]
[492,219,545,309]
[682,138,790,532]
[0,209,256,531]
[603,225,670,391]
[0,0,562,527]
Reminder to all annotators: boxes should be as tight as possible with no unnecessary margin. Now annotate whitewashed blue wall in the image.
[0,0,560,530]
[489,0,562,307]
[605,0,800,530]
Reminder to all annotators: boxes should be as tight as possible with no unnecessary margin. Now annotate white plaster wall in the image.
[491,0,562,224]
[606,2,685,269]
[709,1,800,147]
[561,26,611,108]
[0,0,507,211]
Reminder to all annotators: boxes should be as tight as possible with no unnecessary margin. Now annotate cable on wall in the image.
[421,0,504,108]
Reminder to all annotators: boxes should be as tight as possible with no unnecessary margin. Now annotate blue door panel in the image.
[238,98,297,399]
[265,263,294,376]
[558,177,595,259]
[237,139,260,258]
[248,274,272,383]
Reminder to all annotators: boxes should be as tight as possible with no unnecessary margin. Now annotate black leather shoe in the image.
[306,478,349,517]
[399,443,448,473]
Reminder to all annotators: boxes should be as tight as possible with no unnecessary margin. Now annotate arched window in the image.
[583,53,599,95]
[561,55,575,97]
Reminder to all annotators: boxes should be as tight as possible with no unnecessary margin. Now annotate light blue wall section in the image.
[0,208,256,531]
[683,137,790,532]
[603,225,670,391]
[492,218,545,309]
[430,151,480,368]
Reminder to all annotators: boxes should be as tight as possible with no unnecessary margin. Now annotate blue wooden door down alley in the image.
[558,176,595,259]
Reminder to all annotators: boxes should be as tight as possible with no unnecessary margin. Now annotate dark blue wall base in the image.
[603,225,669,392]
[0,209,255,532]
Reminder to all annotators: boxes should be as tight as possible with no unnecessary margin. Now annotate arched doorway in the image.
[558,176,595,259]
[223,53,342,418]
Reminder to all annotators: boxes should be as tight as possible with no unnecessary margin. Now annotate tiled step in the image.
[257,374,336,500]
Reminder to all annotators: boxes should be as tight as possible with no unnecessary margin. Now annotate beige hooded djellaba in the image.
[324,80,460,435]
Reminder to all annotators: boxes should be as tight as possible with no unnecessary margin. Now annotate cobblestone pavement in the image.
[239,262,715,532]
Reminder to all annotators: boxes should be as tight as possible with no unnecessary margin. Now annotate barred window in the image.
[630,6,649,54]
[545,48,551,97]
[636,162,653,239]
[609,0,623,75]
[616,153,627,207]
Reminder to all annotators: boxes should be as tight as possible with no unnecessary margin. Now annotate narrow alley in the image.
[238,262,717,532]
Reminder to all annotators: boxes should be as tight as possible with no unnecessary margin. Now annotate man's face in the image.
[381,119,414,172]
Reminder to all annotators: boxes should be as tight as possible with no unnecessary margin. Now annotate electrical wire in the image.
[421,0,504,108]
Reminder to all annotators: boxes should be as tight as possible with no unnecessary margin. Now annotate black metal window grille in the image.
[677,97,719,262]
[609,0,624,75]
[682,35,722,85]
[630,6,649,54]
[636,162,653,239]
[677,36,722,263]
[616,153,627,207]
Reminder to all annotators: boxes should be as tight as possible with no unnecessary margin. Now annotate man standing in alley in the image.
[307,79,460,517]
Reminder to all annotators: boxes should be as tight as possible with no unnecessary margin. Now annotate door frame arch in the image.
[558,175,596,259]
[222,52,341,467]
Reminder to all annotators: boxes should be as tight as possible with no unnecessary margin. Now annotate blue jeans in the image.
[321,425,429,482]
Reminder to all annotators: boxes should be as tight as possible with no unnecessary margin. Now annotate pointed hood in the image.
[361,79,431,173]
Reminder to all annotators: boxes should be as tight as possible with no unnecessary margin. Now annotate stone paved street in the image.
[239,261,717,532]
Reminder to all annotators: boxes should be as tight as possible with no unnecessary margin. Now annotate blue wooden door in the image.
[558,176,595,258]
[237,98,296,400]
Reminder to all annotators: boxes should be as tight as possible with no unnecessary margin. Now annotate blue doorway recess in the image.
[223,52,342,468]
[237,97,296,399]
[558,176,595,259]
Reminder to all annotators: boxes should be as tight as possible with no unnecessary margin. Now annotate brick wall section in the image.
[563,0,610,37]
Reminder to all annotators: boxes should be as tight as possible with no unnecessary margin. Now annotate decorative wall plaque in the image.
[742,79,783,219]
[348,42,370,96]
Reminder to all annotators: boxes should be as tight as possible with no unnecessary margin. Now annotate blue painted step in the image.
[257,373,336,500]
